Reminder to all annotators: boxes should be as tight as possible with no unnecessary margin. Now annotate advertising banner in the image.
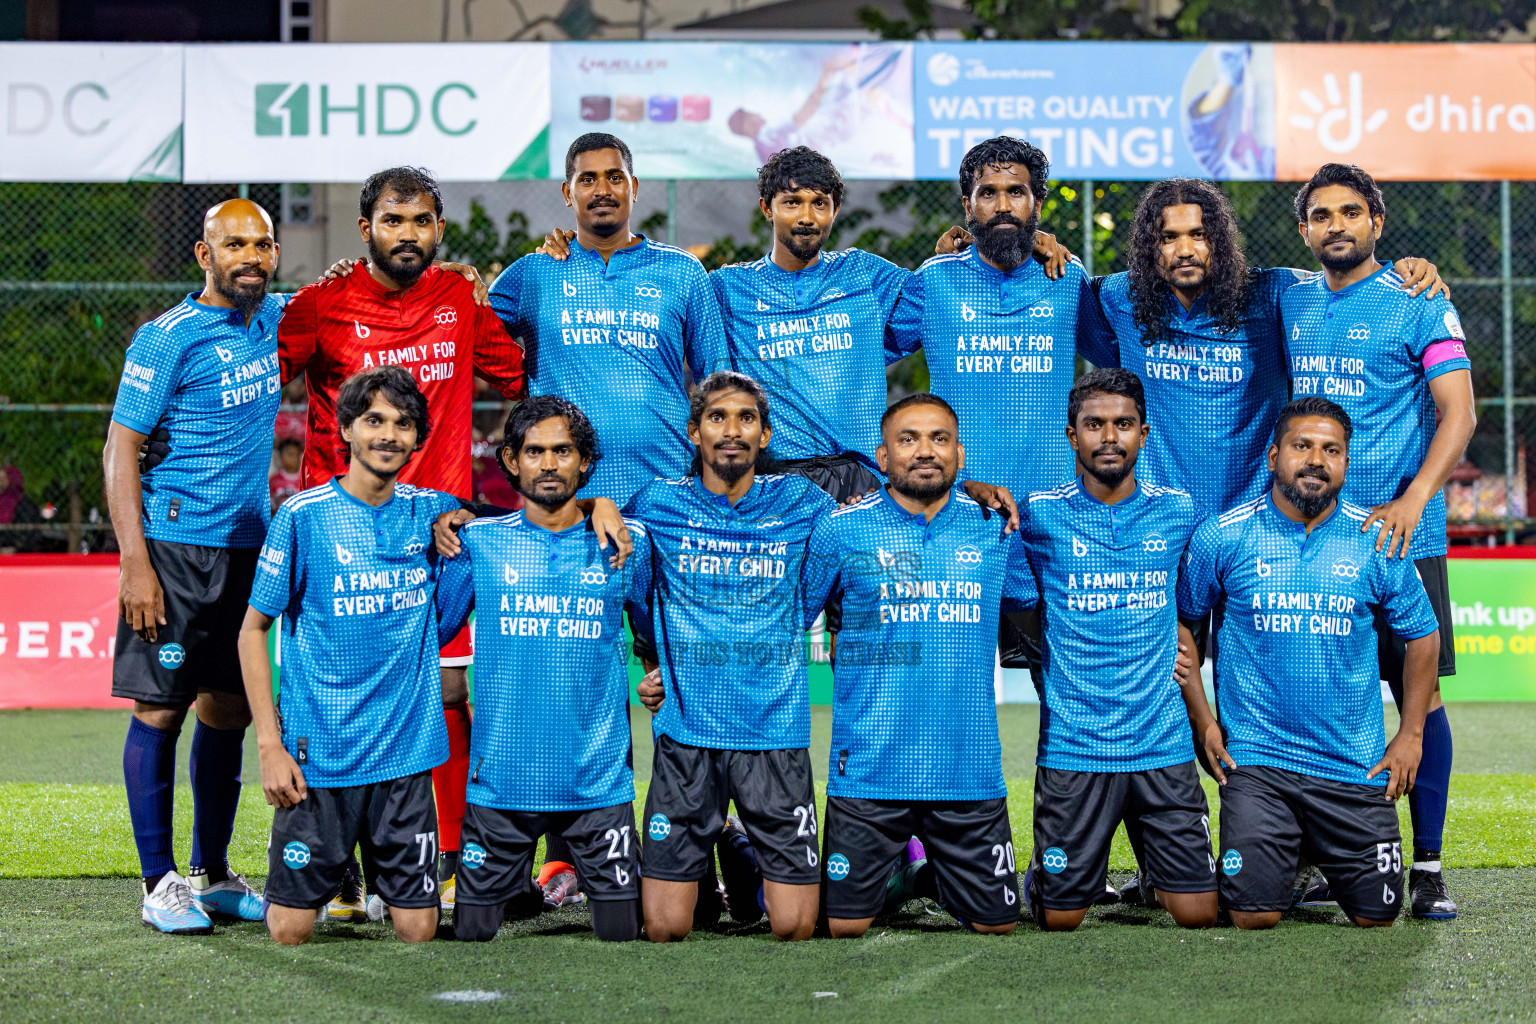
[914,41,1276,181]
[549,42,914,179]
[182,43,551,183]
[1274,44,1536,181]
[0,556,121,709]
[0,43,183,182]
[1444,557,1536,701]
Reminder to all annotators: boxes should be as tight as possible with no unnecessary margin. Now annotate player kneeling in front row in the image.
[434,396,646,942]
[1020,369,1216,930]
[803,394,1034,936]
[238,367,464,945]
[1177,397,1440,928]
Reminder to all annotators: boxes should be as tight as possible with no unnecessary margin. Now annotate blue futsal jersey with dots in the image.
[711,249,909,464]
[435,512,653,812]
[1022,478,1201,772]
[1091,269,1302,513]
[1177,495,1440,785]
[489,237,727,503]
[111,293,285,548]
[802,488,1038,801]
[249,480,459,787]
[1282,264,1472,559]
[885,250,1117,499]
[624,473,837,751]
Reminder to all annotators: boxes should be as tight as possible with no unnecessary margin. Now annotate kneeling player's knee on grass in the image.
[1351,915,1396,929]
[1160,890,1218,928]
[391,907,440,943]
[1040,908,1087,931]
[453,902,503,942]
[266,905,315,945]
[828,918,873,939]
[968,921,1017,936]
[591,899,641,942]
[1230,910,1281,930]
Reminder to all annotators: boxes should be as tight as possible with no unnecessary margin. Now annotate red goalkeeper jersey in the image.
[279,266,525,500]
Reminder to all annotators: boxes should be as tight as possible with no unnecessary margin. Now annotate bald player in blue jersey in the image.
[1282,163,1476,921]
[1018,369,1216,931]
[105,199,281,935]
[1177,397,1441,929]
[240,367,461,946]
[488,133,727,505]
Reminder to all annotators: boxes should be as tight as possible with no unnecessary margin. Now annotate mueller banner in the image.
[914,41,1277,181]
[181,43,551,183]
[1275,43,1536,181]
[549,42,915,179]
[0,43,183,182]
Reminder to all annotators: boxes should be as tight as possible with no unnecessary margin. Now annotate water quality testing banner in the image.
[0,43,183,182]
[181,44,551,183]
[915,41,1276,181]
[549,42,915,179]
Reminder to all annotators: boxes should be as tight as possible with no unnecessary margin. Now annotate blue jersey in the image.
[885,250,1117,499]
[1022,478,1200,772]
[1177,495,1439,785]
[1092,268,1302,513]
[711,249,909,464]
[111,293,285,548]
[803,488,1037,801]
[624,473,837,751]
[489,236,727,503]
[249,480,458,787]
[435,512,652,812]
[1282,265,1472,558]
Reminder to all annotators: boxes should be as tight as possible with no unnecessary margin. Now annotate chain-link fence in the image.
[2,177,1531,551]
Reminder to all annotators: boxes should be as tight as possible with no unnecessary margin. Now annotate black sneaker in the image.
[1116,872,1153,908]
[1293,867,1337,908]
[1409,868,1458,920]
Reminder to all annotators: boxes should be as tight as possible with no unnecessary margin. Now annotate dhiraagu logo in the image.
[254,82,478,137]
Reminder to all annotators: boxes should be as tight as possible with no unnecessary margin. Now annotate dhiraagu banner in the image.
[181,43,550,183]
[1445,558,1536,700]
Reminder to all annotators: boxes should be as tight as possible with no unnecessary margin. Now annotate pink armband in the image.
[1421,339,1467,370]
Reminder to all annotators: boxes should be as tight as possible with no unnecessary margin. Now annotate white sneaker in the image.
[189,871,266,922]
[142,873,214,935]
[365,894,390,922]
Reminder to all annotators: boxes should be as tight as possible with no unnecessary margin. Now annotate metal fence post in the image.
[1503,180,1515,545]
[1081,179,1095,277]
[667,180,677,247]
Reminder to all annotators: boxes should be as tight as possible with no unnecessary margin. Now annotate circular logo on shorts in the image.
[282,841,311,869]
[827,853,850,880]
[157,643,186,670]
[461,842,487,869]
[1041,847,1068,874]
[1222,849,1243,876]
[648,814,671,841]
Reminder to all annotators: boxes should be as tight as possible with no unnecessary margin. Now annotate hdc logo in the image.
[254,82,478,138]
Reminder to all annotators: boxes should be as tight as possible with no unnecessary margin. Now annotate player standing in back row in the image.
[105,199,280,934]
[1282,163,1475,920]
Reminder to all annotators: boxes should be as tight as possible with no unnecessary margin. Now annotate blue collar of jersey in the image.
[875,484,961,529]
[570,233,650,266]
[1262,490,1344,535]
[757,251,828,279]
[182,291,278,331]
[1317,261,1391,298]
[1072,475,1145,508]
[689,474,764,514]
[327,475,397,513]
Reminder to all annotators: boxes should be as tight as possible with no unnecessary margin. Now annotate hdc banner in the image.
[1274,44,1536,181]
[0,43,183,182]
[182,44,551,183]
[914,42,1277,181]
[549,42,914,179]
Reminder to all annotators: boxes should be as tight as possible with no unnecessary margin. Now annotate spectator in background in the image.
[273,379,307,446]
[0,461,41,554]
[269,439,303,513]
[471,429,523,510]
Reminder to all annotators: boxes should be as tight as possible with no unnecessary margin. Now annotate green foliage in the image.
[439,200,546,277]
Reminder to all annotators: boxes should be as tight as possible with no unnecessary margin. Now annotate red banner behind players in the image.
[0,555,120,709]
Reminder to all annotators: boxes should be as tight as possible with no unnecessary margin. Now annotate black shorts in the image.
[642,733,819,886]
[1217,764,1403,921]
[822,795,1019,926]
[265,771,440,911]
[1376,554,1456,696]
[1031,763,1216,910]
[111,539,257,705]
[776,453,882,504]
[456,802,640,906]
